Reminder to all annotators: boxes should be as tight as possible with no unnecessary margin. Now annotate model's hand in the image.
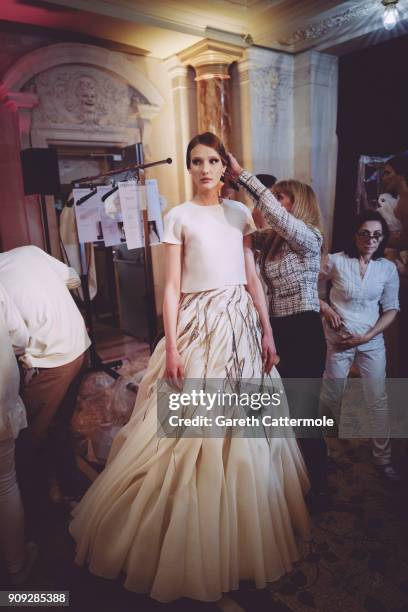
[226,153,243,179]
[322,304,343,330]
[336,334,368,351]
[165,348,184,390]
[261,333,280,373]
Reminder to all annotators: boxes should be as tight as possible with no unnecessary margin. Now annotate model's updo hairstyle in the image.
[186,132,229,169]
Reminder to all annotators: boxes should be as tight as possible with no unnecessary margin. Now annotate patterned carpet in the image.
[70,356,408,612]
[226,438,408,612]
[3,353,406,612]
[72,349,150,464]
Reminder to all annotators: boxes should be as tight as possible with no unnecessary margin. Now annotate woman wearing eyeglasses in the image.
[320,210,400,480]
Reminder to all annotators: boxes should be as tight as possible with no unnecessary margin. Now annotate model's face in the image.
[382,164,400,193]
[272,187,293,212]
[355,220,384,258]
[189,144,226,192]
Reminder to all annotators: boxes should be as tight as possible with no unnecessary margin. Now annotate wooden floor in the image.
[93,320,150,363]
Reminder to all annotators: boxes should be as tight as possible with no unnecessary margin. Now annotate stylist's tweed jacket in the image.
[239,171,322,317]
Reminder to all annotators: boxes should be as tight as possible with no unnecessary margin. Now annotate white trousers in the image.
[321,334,391,465]
[0,438,25,573]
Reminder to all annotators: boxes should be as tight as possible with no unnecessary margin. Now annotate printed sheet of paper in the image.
[73,188,103,244]
[97,186,125,247]
[146,179,164,244]
[118,181,144,250]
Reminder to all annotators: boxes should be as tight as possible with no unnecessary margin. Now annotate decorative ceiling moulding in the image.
[278,1,379,49]
[178,39,246,71]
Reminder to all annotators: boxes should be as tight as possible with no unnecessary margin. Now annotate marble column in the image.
[0,87,32,249]
[179,40,244,151]
[195,64,231,148]
[165,56,196,202]
[6,91,38,149]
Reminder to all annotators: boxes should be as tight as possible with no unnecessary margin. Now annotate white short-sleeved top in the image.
[321,252,400,336]
[163,199,256,293]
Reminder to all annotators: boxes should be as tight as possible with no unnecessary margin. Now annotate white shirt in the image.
[321,252,400,336]
[0,282,28,440]
[0,246,91,368]
[163,199,256,293]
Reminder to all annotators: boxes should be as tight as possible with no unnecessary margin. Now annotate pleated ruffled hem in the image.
[70,286,311,602]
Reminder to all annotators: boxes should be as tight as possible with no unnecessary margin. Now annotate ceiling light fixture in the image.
[382,0,400,30]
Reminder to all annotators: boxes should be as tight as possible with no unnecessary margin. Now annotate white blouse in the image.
[163,199,256,293]
[320,252,400,336]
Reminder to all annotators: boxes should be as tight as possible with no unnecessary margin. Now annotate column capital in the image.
[5,92,39,149]
[164,55,190,79]
[6,91,39,112]
[294,50,338,89]
[178,39,244,80]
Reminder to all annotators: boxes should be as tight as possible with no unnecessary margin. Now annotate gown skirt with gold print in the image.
[70,285,310,602]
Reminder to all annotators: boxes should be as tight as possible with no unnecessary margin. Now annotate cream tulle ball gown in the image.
[70,283,310,602]
[70,198,310,602]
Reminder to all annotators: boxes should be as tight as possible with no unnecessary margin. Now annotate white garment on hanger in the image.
[59,196,97,300]
[104,191,122,220]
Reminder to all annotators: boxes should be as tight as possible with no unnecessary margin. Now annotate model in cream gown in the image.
[70,136,310,603]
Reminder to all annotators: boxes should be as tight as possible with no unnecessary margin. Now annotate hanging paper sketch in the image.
[118,181,145,250]
[146,179,164,244]
[73,188,104,244]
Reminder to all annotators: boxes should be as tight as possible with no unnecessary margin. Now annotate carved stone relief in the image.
[23,65,149,132]
[244,56,294,177]
[279,1,378,46]
[250,66,280,127]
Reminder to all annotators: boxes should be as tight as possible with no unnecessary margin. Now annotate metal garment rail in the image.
[71,155,172,383]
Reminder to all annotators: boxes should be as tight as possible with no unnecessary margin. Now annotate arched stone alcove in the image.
[2,43,166,255]
[3,43,164,150]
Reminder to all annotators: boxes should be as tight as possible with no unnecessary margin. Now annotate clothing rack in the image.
[73,157,172,185]
[71,153,172,382]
